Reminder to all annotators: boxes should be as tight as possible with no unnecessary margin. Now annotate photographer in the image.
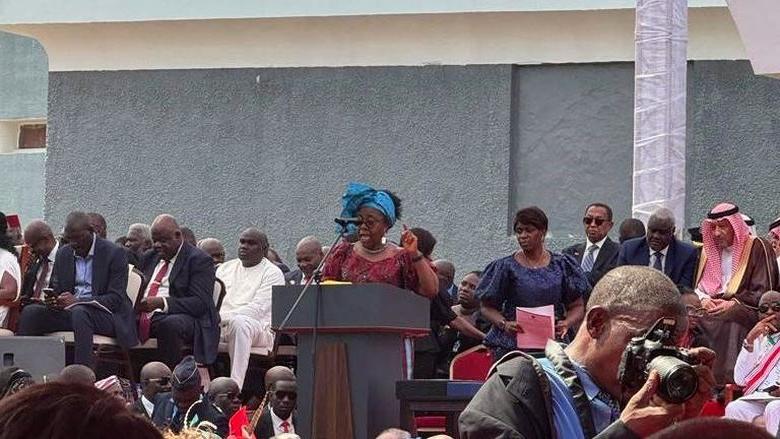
[459,266,715,438]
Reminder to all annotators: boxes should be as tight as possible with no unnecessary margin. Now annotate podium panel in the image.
[273,284,430,439]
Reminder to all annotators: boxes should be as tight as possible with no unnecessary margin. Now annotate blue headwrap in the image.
[339,182,397,234]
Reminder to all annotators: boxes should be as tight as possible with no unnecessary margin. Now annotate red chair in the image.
[415,345,494,434]
[450,345,494,380]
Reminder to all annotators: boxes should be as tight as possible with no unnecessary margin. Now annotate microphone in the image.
[334,217,363,227]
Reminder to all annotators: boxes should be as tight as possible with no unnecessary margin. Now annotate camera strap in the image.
[545,342,597,438]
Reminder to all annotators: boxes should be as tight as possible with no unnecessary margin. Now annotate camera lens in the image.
[648,356,698,403]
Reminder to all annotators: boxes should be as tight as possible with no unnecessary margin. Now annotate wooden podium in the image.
[272,283,430,439]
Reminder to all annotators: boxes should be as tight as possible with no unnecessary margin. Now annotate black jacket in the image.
[140,243,219,364]
[284,269,304,286]
[151,393,228,437]
[459,342,639,439]
[52,236,137,348]
[254,408,297,439]
[562,237,620,288]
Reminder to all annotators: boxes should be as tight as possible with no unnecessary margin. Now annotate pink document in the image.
[515,305,555,350]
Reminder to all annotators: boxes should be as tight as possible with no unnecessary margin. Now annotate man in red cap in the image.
[694,202,779,383]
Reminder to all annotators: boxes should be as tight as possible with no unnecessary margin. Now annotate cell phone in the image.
[765,384,779,393]
[42,288,57,299]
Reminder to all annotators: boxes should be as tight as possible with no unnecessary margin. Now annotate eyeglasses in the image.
[758,302,780,313]
[685,305,706,317]
[357,217,382,229]
[583,217,607,226]
[274,390,297,400]
[144,377,170,386]
[216,391,239,400]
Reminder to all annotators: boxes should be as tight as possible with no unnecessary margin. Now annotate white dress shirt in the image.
[216,257,285,325]
[145,243,183,315]
[648,245,669,272]
[585,236,609,264]
[271,408,295,435]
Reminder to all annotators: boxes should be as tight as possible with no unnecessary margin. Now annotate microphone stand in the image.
[274,223,350,438]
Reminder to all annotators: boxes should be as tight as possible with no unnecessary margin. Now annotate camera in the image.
[618,317,699,404]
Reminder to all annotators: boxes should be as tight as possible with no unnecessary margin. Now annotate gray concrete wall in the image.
[0,151,46,221]
[47,66,513,272]
[687,60,780,232]
[0,31,47,119]
[44,61,780,275]
[511,63,635,249]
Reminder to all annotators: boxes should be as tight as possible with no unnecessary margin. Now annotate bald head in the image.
[140,361,171,381]
[64,211,95,257]
[57,364,96,385]
[24,220,56,258]
[265,366,295,391]
[140,361,171,399]
[151,214,182,260]
[208,377,241,417]
[433,259,456,287]
[587,266,684,324]
[198,238,225,265]
[295,236,324,279]
[376,429,412,439]
[296,236,322,253]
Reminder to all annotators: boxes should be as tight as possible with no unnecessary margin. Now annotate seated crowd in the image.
[1,182,780,438]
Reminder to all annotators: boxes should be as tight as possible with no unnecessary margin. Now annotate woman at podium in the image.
[476,206,590,360]
[321,182,439,298]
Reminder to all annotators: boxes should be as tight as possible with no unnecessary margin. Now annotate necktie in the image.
[653,251,663,271]
[33,259,50,298]
[281,420,290,433]
[138,260,170,343]
[581,244,598,273]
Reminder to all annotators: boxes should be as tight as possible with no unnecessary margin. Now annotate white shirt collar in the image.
[586,236,608,249]
[47,240,59,263]
[141,395,155,417]
[271,407,294,433]
[649,245,669,257]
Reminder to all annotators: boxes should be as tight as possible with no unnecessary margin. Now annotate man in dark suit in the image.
[137,214,218,369]
[20,220,59,300]
[254,370,298,439]
[562,202,620,287]
[17,211,137,367]
[131,361,172,418]
[152,355,228,437]
[284,236,323,286]
[617,207,699,288]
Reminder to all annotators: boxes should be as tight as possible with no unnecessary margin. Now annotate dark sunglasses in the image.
[217,391,239,400]
[275,390,297,400]
[583,217,607,226]
[145,377,170,386]
[759,302,780,313]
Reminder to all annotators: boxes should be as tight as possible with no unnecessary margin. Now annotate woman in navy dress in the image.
[477,206,591,360]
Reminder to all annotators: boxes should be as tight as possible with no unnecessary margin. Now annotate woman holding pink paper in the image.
[476,206,591,360]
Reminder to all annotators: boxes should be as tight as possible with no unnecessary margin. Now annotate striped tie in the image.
[581,244,598,273]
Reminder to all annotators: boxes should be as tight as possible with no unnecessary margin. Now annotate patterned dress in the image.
[321,241,420,292]
[476,252,591,359]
